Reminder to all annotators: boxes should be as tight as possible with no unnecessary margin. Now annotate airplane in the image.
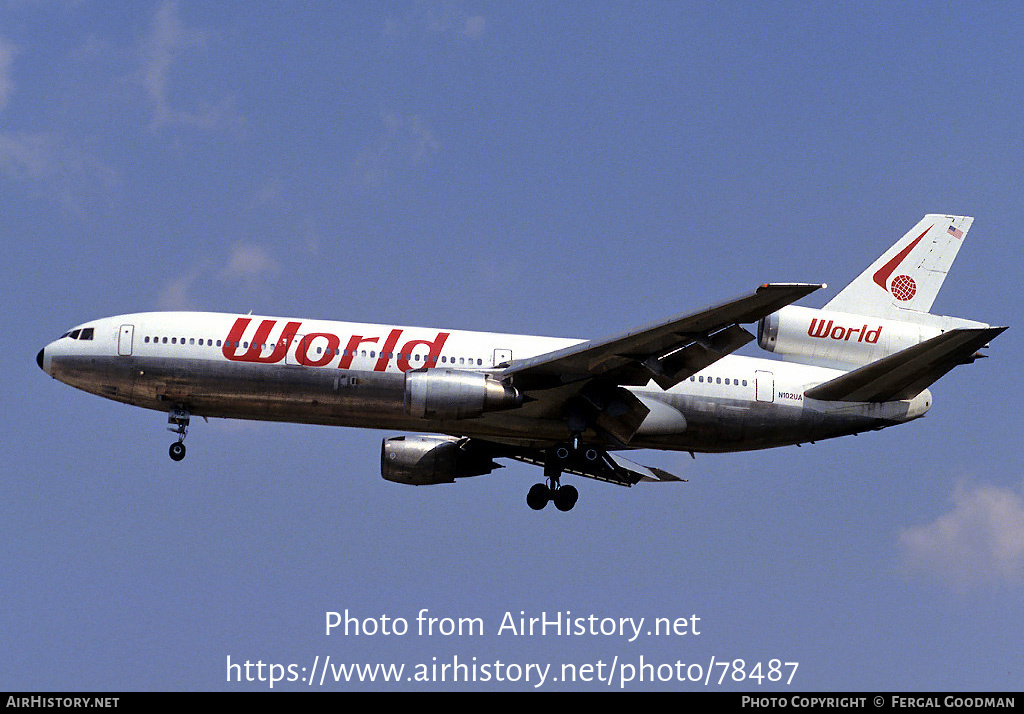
[37,214,1006,512]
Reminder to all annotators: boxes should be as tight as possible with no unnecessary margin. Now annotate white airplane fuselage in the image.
[38,310,930,454]
[35,215,1004,511]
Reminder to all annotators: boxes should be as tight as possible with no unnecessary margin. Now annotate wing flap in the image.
[507,449,685,487]
[643,323,754,390]
[804,326,1007,402]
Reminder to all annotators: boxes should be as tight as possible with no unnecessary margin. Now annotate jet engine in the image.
[757,305,940,369]
[404,369,522,420]
[380,435,502,485]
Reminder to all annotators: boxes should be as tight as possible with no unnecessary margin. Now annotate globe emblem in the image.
[890,274,917,301]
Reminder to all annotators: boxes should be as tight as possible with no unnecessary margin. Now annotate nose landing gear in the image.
[167,406,190,461]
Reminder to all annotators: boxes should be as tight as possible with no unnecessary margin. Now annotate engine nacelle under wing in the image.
[757,305,940,369]
[381,435,502,486]
[404,369,521,420]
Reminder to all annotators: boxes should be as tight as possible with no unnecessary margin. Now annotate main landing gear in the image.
[167,406,190,461]
[525,439,594,512]
[527,481,579,512]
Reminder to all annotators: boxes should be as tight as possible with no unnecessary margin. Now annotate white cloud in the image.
[219,243,280,283]
[0,130,119,214]
[384,3,487,40]
[462,15,486,39]
[158,267,204,311]
[351,111,440,188]
[0,37,119,214]
[158,244,280,310]
[899,481,1024,592]
[139,1,239,131]
[0,37,18,114]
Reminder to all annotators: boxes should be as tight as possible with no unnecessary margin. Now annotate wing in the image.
[506,448,685,487]
[804,326,1007,402]
[497,283,823,446]
[503,283,824,392]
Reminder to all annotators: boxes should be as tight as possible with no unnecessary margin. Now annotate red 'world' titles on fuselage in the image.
[221,317,450,372]
[807,318,882,343]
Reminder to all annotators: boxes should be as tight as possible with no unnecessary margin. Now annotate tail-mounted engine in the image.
[381,435,502,485]
[758,305,940,369]
[404,369,522,420]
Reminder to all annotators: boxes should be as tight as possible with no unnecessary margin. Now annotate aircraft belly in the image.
[111,357,406,425]
[50,355,916,454]
[635,392,892,453]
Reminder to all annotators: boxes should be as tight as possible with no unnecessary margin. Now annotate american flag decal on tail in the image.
[948,225,963,239]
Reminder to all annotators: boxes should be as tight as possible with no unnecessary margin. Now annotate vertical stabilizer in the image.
[824,215,972,319]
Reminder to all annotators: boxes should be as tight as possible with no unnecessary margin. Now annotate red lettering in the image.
[223,318,301,363]
[337,335,380,369]
[808,319,832,338]
[296,332,341,367]
[374,329,403,372]
[397,332,450,372]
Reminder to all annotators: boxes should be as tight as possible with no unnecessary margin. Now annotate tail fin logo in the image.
[890,274,917,301]
[872,224,931,296]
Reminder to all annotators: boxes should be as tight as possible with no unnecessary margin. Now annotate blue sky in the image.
[3,1,1022,691]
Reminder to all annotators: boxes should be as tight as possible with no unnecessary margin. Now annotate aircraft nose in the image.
[37,347,45,371]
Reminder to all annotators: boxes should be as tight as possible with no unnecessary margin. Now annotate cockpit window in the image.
[64,327,95,340]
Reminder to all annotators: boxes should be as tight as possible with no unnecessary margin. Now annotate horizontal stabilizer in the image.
[804,326,1007,402]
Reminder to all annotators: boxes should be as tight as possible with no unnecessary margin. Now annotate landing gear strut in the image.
[525,442,587,512]
[167,406,190,461]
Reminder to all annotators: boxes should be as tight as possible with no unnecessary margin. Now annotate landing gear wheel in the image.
[527,483,550,510]
[169,441,186,461]
[166,405,191,461]
[553,484,579,512]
